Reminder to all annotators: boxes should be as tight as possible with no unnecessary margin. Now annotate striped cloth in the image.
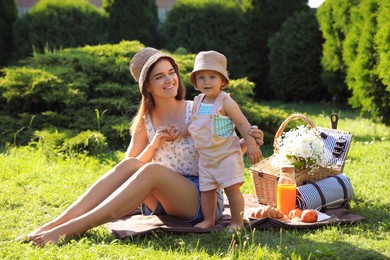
[297,173,354,211]
[317,127,353,170]
[198,103,234,137]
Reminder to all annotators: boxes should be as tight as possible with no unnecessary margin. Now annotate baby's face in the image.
[195,70,225,99]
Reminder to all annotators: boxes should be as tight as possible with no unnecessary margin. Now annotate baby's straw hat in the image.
[130,47,178,92]
[189,50,229,88]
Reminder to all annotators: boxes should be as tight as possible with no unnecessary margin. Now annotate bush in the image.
[0,41,287,149]
[12,0,106,60]
[0,41,144,148]
[61,130,108,155]
[0,67,64,113]
[268,9,327,102]
[103,0,159,47]
[0,0,17,66]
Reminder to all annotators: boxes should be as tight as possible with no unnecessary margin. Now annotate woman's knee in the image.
[135,162,167,180]
[119,157,144,171]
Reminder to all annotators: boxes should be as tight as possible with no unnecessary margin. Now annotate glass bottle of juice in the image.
[277,165,297,216]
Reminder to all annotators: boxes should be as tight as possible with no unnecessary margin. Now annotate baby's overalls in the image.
[188,91,244,192]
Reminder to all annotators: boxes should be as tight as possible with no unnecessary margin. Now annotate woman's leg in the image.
[194,189,216,228]
[29,163,200,245]
[224,184,244,229]
[26,158,145,237]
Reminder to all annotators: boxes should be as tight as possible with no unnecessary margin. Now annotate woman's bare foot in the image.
[15,221,59,242]
[28,229,65,246]
[194,219,215,229]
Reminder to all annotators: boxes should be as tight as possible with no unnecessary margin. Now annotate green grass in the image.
[1,102,389,259]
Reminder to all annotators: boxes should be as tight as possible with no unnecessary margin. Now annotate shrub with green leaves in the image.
[60,130,108,155]
[268,9,327,102]
[0,67,65,113]
[0,41,144,148]
[0,40,286,151]
[12,0,106,60]
[103,0,159,47]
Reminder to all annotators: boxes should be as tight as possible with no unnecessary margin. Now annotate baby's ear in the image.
[221,80,229,90]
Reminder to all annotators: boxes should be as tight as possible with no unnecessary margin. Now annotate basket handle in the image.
[274,113,317,149]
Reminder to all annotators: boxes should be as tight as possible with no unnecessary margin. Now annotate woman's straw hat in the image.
[130,47,178,92]
[189,50,229,88]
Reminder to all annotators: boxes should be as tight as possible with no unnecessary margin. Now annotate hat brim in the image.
[189,68,229,88]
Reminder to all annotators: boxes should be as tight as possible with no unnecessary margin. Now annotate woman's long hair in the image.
[130,57,186,134]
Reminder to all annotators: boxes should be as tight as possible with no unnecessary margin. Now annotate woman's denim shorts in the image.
[140,175,224,225]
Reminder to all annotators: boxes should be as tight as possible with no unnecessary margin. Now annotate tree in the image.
[243,0,308,99]
[161,0,247,79]
[316,0,358,103]
[0,0,17,66]
[345,0,389,124]
[103,0,159,47]
[317,0,389,124]
[268,9,327,101]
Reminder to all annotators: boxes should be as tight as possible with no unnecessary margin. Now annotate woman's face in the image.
[146,59,179,99]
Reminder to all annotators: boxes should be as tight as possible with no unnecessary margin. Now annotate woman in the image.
[21,47,264,245]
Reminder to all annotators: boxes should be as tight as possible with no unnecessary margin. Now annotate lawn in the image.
[1,102,389,259]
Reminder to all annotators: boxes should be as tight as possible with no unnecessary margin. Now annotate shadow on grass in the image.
[351,195,390,226]
[72,218,387,259]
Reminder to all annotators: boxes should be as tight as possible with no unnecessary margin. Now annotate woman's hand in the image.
[149,124,181,149]
[240,125,264,155]
[249,125,264,146]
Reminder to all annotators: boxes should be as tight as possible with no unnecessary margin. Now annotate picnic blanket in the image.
[106,194,365,239]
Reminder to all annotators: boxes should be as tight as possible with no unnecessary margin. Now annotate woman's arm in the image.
[126,124,181,162]
[125,123,150,159]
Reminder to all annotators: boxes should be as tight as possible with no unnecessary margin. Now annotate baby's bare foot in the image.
[228,223,243,233]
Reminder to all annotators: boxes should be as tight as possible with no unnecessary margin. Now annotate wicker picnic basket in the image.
[251,113,353,208]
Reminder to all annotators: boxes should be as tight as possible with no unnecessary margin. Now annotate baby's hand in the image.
[246,144,262,165]
[166,124,181,141]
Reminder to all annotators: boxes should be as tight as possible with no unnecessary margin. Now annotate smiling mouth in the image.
[164,84,175,90]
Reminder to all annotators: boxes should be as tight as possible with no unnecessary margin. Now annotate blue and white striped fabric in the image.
[316,127,353,170]
[297,174,354,211]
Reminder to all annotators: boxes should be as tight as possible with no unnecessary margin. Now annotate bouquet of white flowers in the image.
[271,125,326,170]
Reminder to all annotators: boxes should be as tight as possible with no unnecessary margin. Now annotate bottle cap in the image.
[280,165,295,174]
